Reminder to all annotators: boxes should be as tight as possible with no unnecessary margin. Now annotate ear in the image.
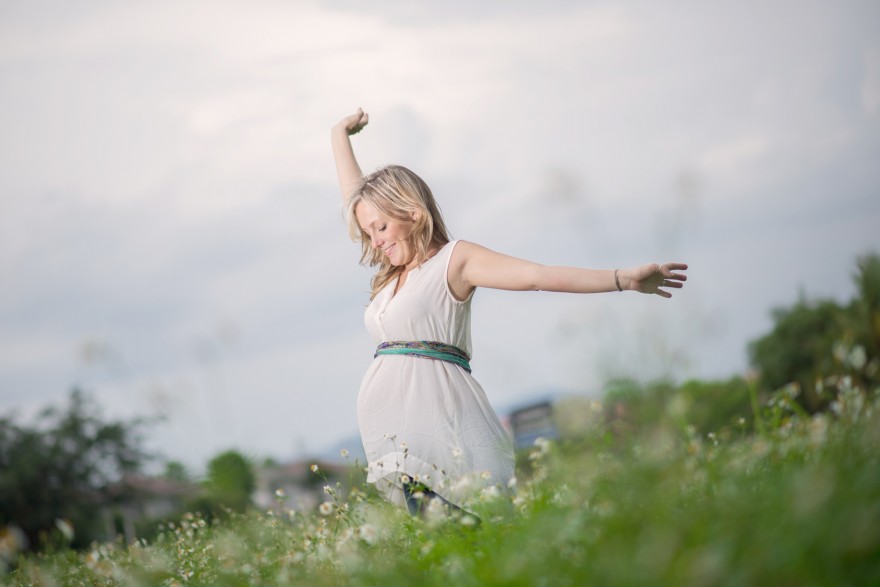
[410,210,421,222]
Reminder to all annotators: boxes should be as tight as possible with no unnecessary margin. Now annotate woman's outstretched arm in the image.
[331,108,369,202]
[448,241,688,300]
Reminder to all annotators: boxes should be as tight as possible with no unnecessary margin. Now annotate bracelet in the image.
[614,269,623,292]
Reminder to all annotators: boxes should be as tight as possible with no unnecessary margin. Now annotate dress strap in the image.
[374,341,472,373]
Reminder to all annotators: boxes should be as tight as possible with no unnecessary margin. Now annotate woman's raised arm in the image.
[331,108,369,203]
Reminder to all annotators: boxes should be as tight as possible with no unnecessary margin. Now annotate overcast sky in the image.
[2,0,878,472]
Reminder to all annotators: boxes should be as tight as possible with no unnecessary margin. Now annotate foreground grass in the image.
[7,389,880,586]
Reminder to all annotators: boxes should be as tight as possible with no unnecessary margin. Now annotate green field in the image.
[6,381,878,587]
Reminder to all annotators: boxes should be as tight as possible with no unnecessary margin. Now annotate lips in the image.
[384,243,395,256]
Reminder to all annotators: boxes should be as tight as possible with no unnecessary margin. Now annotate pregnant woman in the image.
[331,108,687,516]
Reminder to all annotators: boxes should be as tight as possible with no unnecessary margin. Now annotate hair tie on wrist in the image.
[614,269,623,292]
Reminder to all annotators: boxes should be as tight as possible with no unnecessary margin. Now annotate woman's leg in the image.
[401,477,479,523]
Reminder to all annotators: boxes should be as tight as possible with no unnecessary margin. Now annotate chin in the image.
[388,249,405,266]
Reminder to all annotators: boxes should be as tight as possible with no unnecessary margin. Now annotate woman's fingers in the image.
[662,262,688,271]
[357,111,369,129]
[651,263,688,297]
[659,262,687,282]
[343,109,369,135]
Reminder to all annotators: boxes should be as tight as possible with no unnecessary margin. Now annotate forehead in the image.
[354,200,385,228]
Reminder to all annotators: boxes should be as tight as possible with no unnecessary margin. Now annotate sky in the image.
[2,0,879,473]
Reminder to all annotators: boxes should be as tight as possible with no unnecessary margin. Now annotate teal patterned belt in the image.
[374,341,472,373]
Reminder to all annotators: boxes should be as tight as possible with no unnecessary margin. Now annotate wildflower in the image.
[809,415,828,447]
[400,474,411,484]
[532,436,552,458]
[275,488,286,499]
[460,515,478,527]
[323,485,334,495]
[737,417,746,427]
[425,497,449,522]
[358,524,378,545]
[84,549,100,569]
[310,464,319,473]
[480,471,491,480]
[849,345,867,370]
[54,518,74,542]
[340,448,349,458]
[383,432,397,441]
[452,447,463,458]
[481,485,501,500]
[319,502,334,516]
[833,341,849,363]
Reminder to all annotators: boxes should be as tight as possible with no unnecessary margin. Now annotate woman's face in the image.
[355,200,418,268]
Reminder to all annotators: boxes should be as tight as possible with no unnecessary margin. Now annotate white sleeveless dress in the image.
[358,240,516,508]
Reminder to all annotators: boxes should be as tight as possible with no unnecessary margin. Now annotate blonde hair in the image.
[347,165,451,299]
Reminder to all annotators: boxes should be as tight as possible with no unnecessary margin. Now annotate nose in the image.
[370,234,382,249]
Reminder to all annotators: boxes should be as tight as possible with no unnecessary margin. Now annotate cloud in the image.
[862,46,880,116]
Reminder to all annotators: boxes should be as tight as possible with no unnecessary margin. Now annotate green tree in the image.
[162,461,190,484]
[675,376,752,434]
[0,390,149,551]
[201,450,255,514]
[848,253,880,389]
[748,297,847,411]
[602,377,751,440]
[748,252,880,411]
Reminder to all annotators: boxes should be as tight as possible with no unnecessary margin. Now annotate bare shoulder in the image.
[447,240,485,300]
[450,239,482,256]
[448,240,486,272]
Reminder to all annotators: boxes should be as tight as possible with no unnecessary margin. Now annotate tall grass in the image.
[7,382,879,586]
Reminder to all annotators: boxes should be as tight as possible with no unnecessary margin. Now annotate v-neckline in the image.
[388,244,444,301]
[391,272,408,299]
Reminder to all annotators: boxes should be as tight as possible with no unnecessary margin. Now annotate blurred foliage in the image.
[600,376,752,442]
[748,251,880,412]
[0,390,149,552]
[192,450,256,518]
[162,461,190,484]
[8,384,879,586]
[851,253,880,377]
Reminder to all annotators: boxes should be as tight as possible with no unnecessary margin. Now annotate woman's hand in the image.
[622,263,688,298]
[333,108,369,136]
